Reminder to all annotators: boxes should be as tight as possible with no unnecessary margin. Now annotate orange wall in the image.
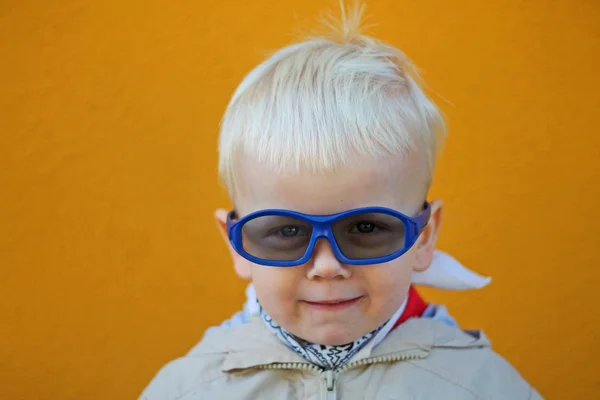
[1,1,599,398]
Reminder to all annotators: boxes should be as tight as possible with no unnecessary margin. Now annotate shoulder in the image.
[380,320,540,399]
[408,346,537,399]
[407,326,540,399]
[138,319,293,400]
[138,326,237,400]
[138,348,228,400]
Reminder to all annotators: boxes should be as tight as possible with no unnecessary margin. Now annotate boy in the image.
[140,3,541,399]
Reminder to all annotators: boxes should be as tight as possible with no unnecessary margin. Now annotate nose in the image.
[306,238,352,280]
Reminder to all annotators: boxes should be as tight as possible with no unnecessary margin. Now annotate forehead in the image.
[234,152,429,216]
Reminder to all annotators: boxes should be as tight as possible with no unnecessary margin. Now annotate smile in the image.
[303,296,363,311]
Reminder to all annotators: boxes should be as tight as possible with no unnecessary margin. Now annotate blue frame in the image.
[226,203,431,267]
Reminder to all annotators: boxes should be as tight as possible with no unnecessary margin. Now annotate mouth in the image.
[303,296,363,311]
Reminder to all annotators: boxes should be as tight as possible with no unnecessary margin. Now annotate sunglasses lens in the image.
[241,215,313,261]
[332,212,406,260]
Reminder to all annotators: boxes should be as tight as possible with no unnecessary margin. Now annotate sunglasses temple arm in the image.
[414,203,432,234]
[226,211,237,237]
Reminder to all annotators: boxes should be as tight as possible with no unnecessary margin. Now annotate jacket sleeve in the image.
[529,386,544,400]
[138,357,208,400]
[139,352,228,400]
[138,360,181,400]
[476,350,543,399]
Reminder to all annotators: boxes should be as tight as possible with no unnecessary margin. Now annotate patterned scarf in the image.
[258,298,408,370]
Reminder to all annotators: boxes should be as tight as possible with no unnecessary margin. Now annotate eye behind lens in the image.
[280,225,300,237]
[351,221,377,234]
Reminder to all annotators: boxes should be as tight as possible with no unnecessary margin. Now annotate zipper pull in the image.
[325,370,337,400]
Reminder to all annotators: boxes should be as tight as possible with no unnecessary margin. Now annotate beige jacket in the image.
[140,317,541,400]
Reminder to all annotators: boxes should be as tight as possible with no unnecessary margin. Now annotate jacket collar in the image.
[194,316,491,372]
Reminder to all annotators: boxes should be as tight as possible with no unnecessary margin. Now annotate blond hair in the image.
[218,1,445,197]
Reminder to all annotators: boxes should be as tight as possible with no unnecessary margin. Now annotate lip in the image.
[303,296,363,311]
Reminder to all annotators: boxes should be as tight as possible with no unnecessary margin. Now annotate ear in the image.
[215,208,252,280]
[413,199,443,272]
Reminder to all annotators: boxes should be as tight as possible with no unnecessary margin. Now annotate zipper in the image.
[256,362,322,373]
[336,349,428,374]
[257,350,428,399]
[325,369,336,400]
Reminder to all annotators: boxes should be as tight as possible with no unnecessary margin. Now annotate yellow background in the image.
[1,0,599,398]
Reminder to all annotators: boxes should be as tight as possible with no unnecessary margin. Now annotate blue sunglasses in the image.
[226,203,431,267]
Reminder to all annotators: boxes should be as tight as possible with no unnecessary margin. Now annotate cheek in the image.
[363,256,414,308]
[250,265,301,308]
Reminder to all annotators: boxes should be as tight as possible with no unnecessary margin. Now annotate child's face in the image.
[216,153,442,345]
